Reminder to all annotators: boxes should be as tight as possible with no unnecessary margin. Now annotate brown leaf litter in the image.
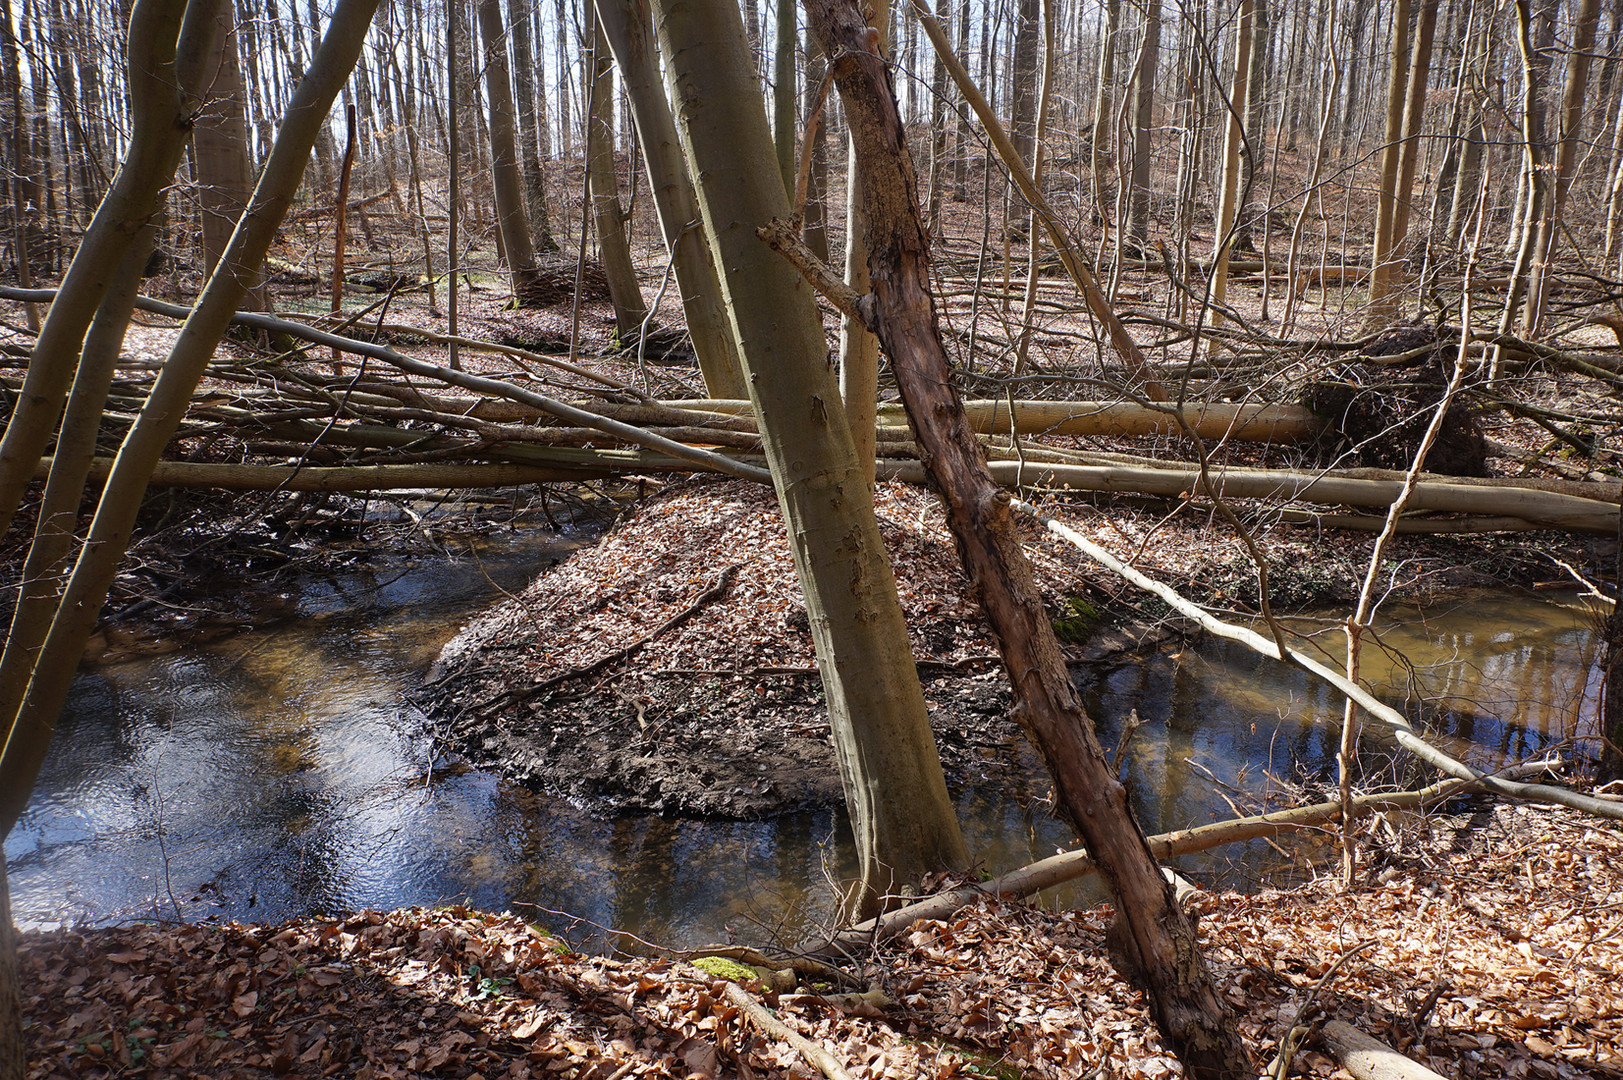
[18,800,1621,1078]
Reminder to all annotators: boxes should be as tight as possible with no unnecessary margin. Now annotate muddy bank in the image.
[417,476,1603,818]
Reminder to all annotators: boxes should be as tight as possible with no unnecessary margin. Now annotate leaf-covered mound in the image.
[417,477,1112,818]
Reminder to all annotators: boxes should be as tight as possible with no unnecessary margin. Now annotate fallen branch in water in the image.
[1020,498,1623,821]
[809,759,1564,959]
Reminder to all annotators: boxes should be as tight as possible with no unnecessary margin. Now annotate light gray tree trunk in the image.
[593,0,746,394]
[651,0,967,917]
[586,12,649,338]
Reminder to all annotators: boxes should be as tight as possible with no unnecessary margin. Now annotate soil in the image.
[415,474,1608,820]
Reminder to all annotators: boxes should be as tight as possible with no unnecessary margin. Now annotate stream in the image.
[5,524,1607,948]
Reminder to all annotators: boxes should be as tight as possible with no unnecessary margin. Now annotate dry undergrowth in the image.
[18,802,1621,1079]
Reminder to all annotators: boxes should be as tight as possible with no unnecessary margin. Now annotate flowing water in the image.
[5,527,1607,948]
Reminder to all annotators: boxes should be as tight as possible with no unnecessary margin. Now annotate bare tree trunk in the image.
[1210,0,1253,321]
[1521,0,1602,336]
[585,12,648,337]
[1009,0,1038,164]
[194,1,266,309]
[510,0,560,251]
[839,0,889,488]
[1124,0,1159,247]
[593,0,747,394]
[798,2,1253,1073]
[476,0,544,299]
[773,0,798,193]
[0,0,383,838]
[652,0,968,917]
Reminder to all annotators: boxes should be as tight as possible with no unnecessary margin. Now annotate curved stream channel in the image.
[6,523,1607,948]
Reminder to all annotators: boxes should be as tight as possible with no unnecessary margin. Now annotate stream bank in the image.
[419,476,1610,819]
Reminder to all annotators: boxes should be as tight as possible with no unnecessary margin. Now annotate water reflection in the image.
[5,535,1605,949]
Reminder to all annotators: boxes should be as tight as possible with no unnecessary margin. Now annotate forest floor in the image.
[17,799,1623,1079]
[9,162,1623,1078]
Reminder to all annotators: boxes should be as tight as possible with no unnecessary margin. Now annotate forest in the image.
[0,0,1622,1077]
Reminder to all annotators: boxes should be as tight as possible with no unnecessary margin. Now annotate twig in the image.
[711,976,856,1080]
[1264,939,1377,1079]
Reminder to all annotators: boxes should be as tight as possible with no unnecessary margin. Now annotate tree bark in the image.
[586,13,650,338]
[1210,0,1253,322]
[798,0,1252,1073]
[593,0,747,396]
[476,0,543,299]
[652,0,968,917]
[1124,0,1159,247]
[193,1,266,309]
[1521,0,1602,336]
[508,0,560,251]
[839,0,888,488]
[0,0,384,839]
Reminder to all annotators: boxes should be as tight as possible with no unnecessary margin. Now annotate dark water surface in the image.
[6,528,1605,947]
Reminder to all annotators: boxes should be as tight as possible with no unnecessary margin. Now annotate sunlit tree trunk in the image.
[593,0,747,394]
[475,0,543,299]
[652,0,968,917]
[585,12,649,337]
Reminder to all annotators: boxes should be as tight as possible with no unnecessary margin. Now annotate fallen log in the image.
[1021,499,1623,822]
[1320,1021,1449,1080]
[673,398,1325,442]
[876,460,1620,533]
[811,761,1561,959]
[41,457,613,491]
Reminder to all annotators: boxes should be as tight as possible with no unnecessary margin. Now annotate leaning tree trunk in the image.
[0,0,222,539]
[651,0,968,917]
[798,0,1253,1073]
[475,0,543,299]
[593,0,747,395]
[585,13,649,340]
[0,0,384,838]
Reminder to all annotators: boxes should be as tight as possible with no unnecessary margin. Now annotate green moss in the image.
[1051,595,1101,644]
[691,955,762,983]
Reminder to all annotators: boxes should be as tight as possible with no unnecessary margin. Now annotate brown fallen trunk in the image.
[797,0,1253,1076]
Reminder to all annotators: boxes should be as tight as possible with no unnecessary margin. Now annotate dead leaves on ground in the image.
[17,802,1623,1079]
